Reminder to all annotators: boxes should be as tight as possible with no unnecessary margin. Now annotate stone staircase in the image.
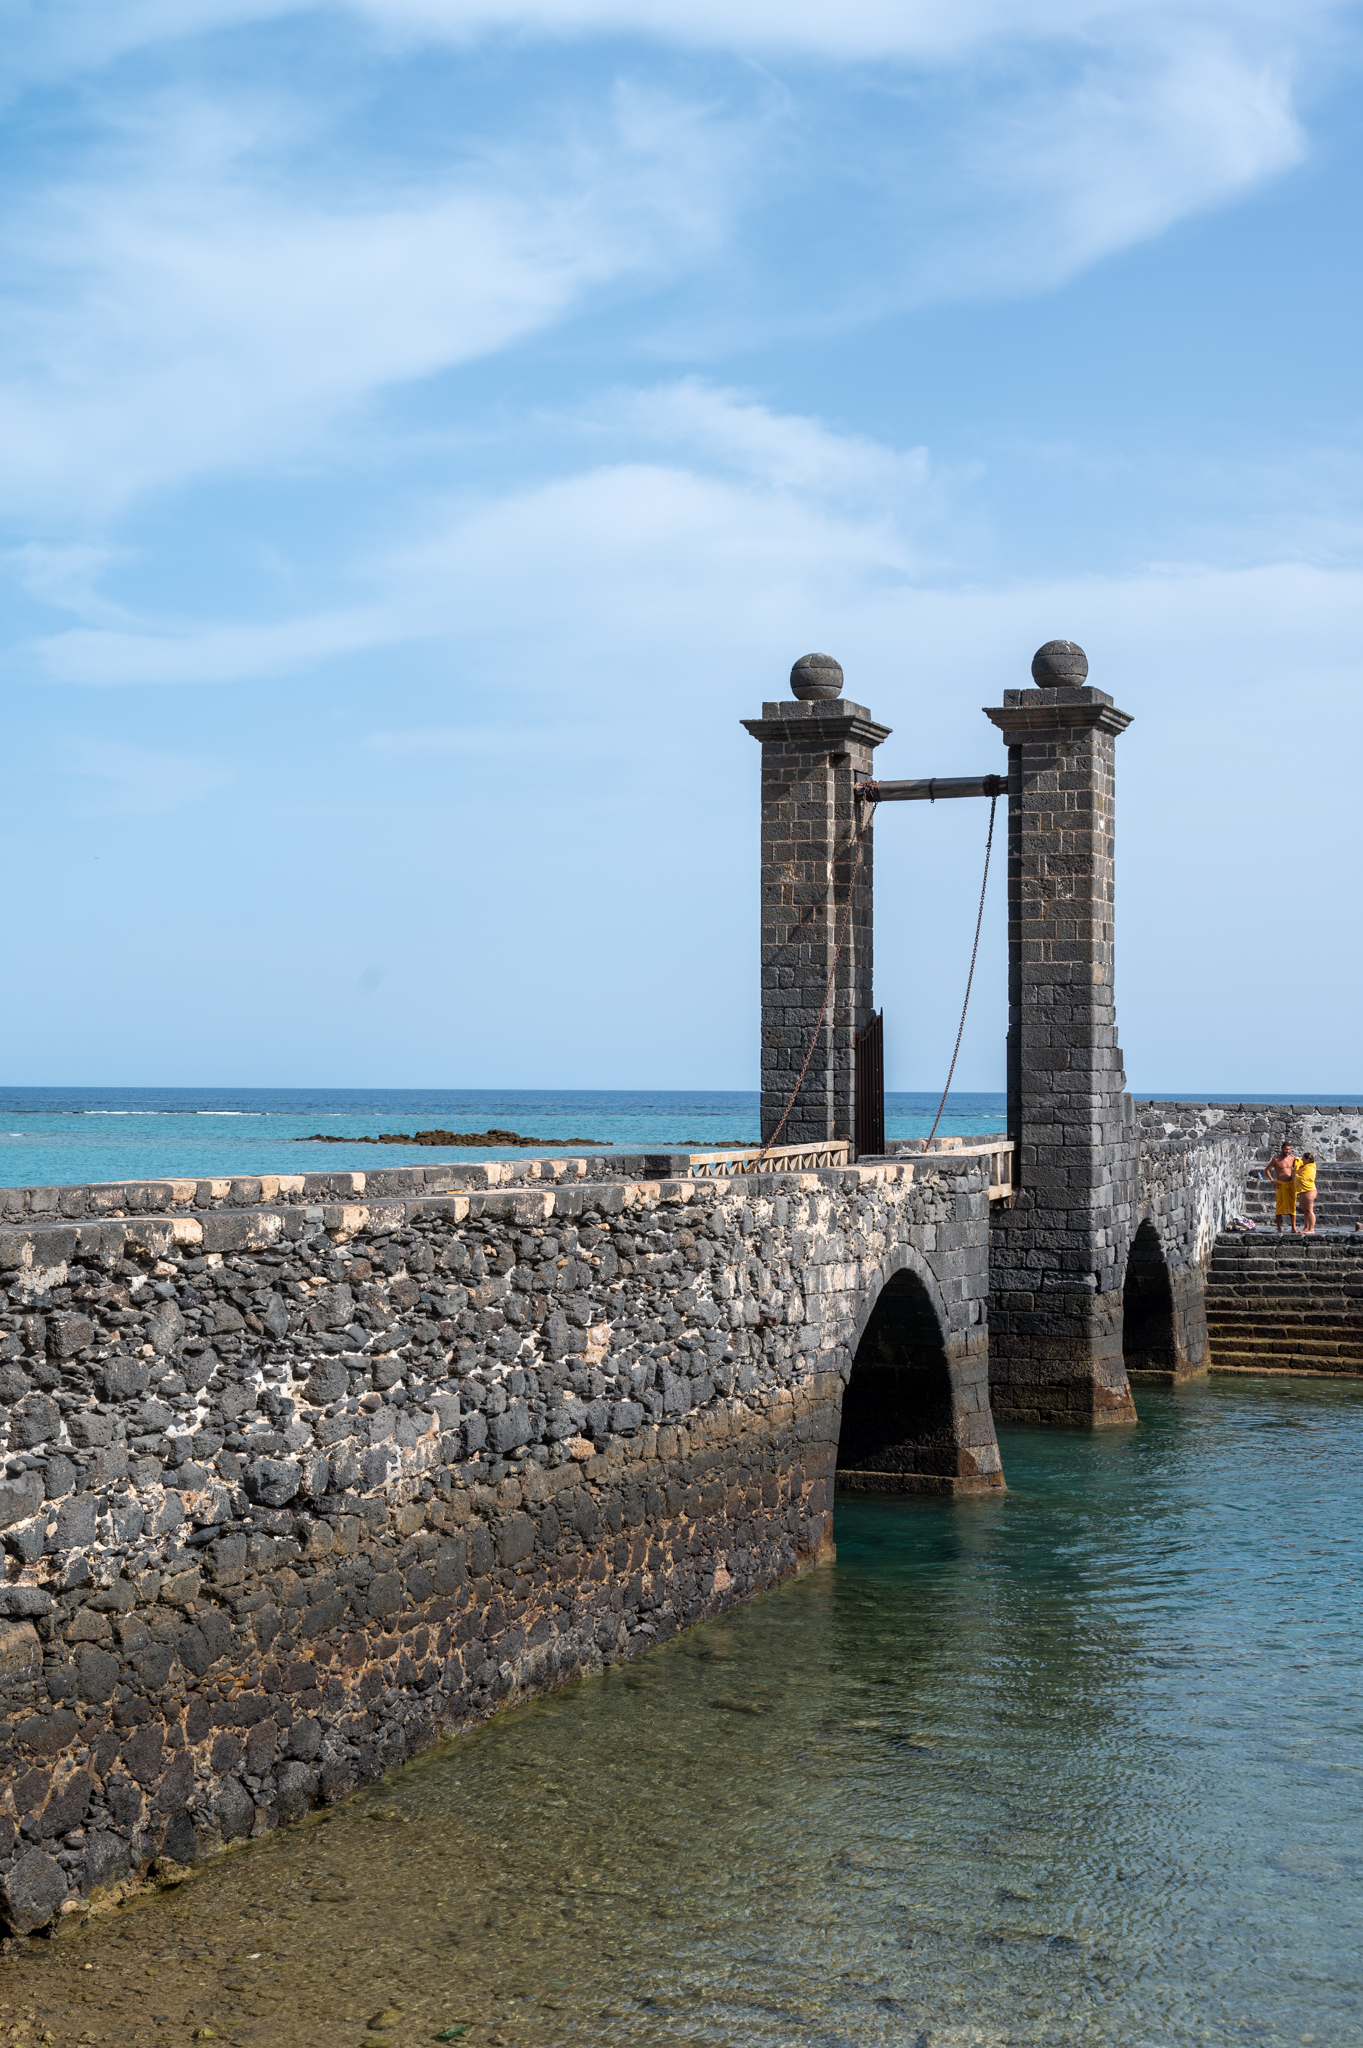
[1206,1232,1363,1375]
[1237,1161,1363,1232]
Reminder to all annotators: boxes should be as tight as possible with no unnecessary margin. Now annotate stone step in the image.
[1210,1295,1361,1306]
[1209,1339,1363,1351]
[1208,1323,1363,1339]
[1208,1311,1363,1328]
[1208,1273,1363,1290]
[1208,1307,1363,1327]
[1211,1335,1358,1351]
[1207,1287,1363,1304]
[1205,1223,1363,1374]
[1211,1352,1363,1377]
[1212,1238,1362,1249]
[1209,1261,1363,1277]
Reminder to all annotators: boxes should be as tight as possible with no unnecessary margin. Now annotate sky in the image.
[2,0,1361,1095]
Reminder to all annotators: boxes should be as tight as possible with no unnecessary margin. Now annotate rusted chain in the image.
[924,794,998,1151]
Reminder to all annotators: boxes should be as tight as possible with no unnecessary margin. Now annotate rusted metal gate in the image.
[855,1009,884,1159]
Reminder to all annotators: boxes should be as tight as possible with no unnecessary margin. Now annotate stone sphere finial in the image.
[1031,640,1088,686]
[790,652,844,702]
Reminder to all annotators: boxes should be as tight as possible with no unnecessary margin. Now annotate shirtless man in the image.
[1266,1140,1299,1234]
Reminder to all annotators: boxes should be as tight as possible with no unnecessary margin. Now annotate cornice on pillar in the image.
[983,687,1132,742]
[741,700,892,749]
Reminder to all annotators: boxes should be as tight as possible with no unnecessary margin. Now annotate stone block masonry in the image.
[984,645,1138,1426]
[0,1151,995,1934]
[743,657,890,1147]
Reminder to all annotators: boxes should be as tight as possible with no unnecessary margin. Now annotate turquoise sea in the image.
[2,1086,1359,1193]
[0,1087,1010,1189]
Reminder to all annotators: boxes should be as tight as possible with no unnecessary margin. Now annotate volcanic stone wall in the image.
[1134,1102,1363,1169]
[1125,1104,1363,1376]
[0,1154,993,1937]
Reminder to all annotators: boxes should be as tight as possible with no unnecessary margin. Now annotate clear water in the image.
[14,1379,1361,2046]
[0,1087,1009,1188]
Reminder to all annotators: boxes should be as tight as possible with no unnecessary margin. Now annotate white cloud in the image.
[62,736,234,815]
[613,380,931,498]
[36,606,393,686]
[11,382,1363,1088]
[26,383,1363,714]
[0,85,740,519]
[9,543,133,625]
[926,29,1306,297]
[24,382,938,684]
[0,0,1347,533]
[156,0,1349,69]
[28,457,905,683]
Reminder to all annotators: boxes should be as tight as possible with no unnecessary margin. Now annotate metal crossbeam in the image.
[861,774,1006,803]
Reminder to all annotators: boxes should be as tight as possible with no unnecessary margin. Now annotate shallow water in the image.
[9,1377,1361,2047]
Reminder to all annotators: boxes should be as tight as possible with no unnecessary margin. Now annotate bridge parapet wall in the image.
[0,1153,694,1226]
[0,1158,992,1933]
[1134,1103,1363,1164]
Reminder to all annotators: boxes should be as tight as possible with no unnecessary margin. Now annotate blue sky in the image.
[3,0,1361,1094]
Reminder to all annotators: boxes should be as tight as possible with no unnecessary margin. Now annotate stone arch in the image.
[836,1249,1003,1494]
[1121,1217,1178,1378]
[845,1242,954,1361]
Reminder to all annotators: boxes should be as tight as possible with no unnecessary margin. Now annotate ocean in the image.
[0,1085,1010,1189]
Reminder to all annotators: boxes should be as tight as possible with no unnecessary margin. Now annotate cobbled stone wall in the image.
[0,1155,994,1936]
[1134,1104,1363,1166]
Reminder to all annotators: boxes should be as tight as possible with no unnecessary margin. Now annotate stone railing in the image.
[885,1136,1014,1200]
[0,1142,882,1222]
[685,1142,852,1178]
[0,1156,627,1225]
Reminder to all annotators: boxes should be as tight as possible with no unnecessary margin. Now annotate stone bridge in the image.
[745,638,1362,1423]
[0,635,1357,1933]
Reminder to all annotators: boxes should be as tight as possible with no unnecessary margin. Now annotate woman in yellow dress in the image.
[1267,1141,1300,1234]
[1296,1152,1318,1234]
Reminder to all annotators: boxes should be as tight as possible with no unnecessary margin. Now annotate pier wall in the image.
[0,1156,994,1934]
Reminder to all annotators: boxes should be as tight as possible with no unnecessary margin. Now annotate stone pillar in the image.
[984,641,1139,1425]
[742,654,890,1148]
